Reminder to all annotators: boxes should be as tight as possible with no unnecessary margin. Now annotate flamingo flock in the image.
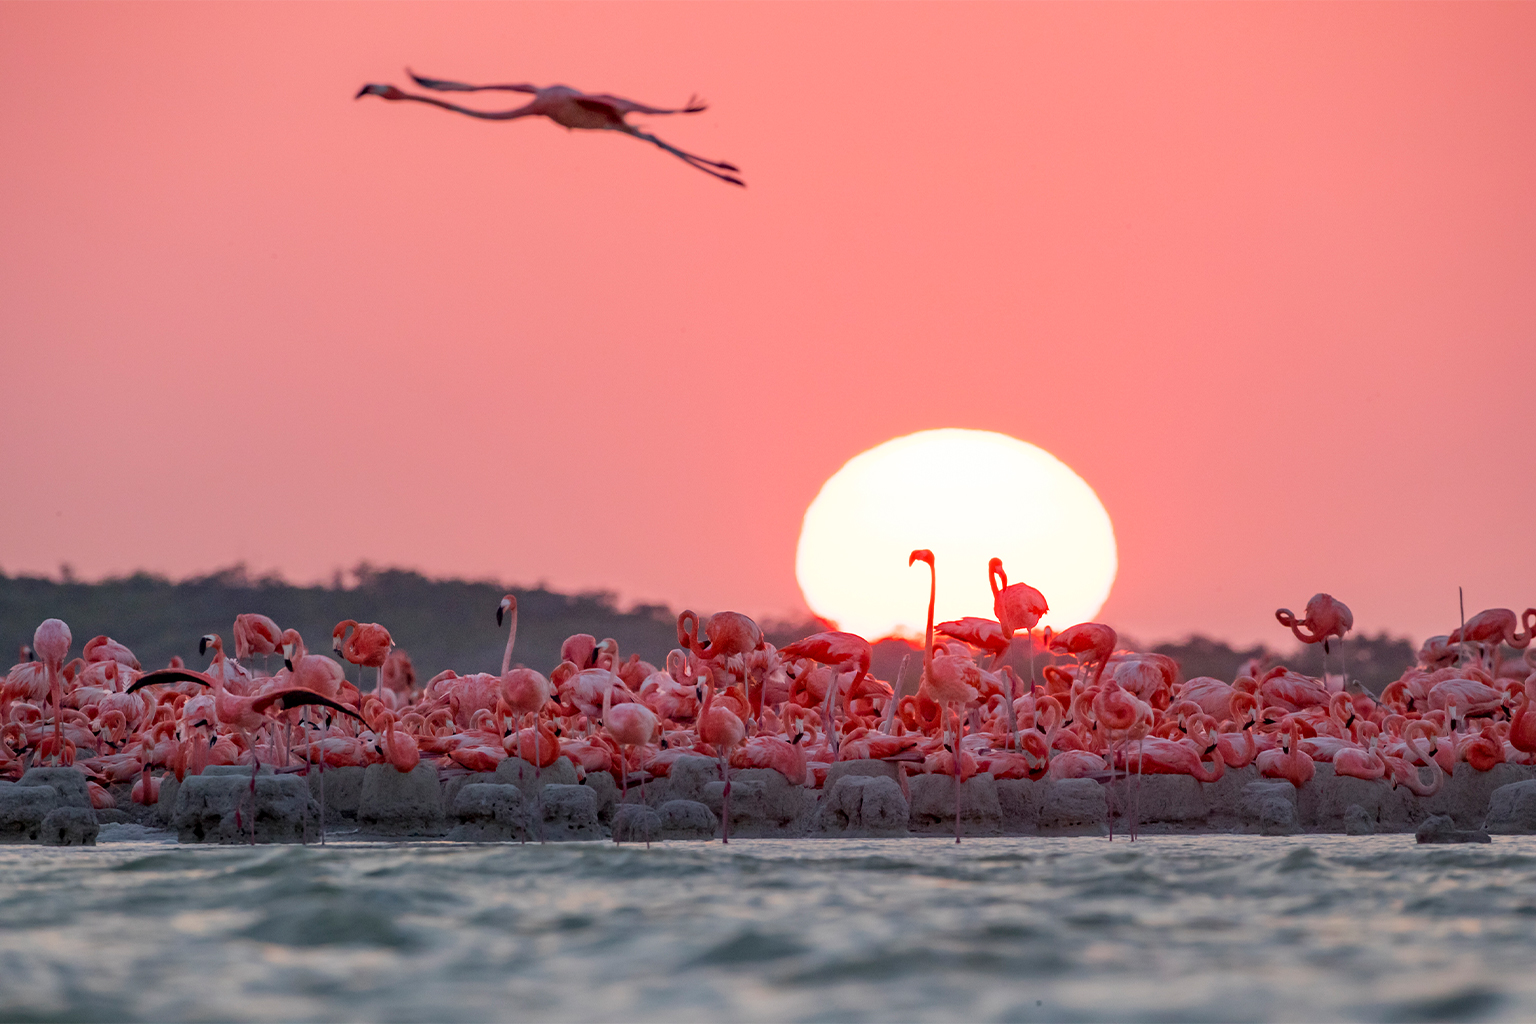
[4,565,1534,843]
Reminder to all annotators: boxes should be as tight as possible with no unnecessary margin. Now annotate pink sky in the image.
[2,2,1533,646]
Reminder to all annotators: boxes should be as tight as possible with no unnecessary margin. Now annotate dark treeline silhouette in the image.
[1,565,1417,691]
[0,565,687,682]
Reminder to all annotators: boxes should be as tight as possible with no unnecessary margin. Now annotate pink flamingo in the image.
[696,665,745,843]
[1276,593,1353,683]
[33,619,72,765]
[678,609,763,664]
[778,631,872,758]
[333,620,393,692]
[910,549,982,843]
[1045,622,1118,689]
[233,613,282,674]
[81,635,140,670]
[602,683,659,805]
[357,71,744,186]
[1448,608,1536,673]
[1257,718,1315,788]
[989,557,1049,641]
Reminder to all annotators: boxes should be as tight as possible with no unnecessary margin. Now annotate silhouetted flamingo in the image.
[357,71,744,186]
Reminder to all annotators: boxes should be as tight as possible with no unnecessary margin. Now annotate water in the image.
[1,828,1532,1022]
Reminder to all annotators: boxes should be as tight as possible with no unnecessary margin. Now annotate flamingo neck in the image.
[501,608,518,677]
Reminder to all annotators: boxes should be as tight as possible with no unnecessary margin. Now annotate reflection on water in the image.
[0,829,1532,1022]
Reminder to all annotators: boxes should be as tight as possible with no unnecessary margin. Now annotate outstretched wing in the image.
[584,92,707,116]
[127,668,214,693]
[250,688,365,723]
[408,69,538,94]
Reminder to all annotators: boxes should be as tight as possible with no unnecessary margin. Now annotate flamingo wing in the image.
[583,92,707,116]
[407,69,538,94]
[126,668,215,693]
[249,688,365,722]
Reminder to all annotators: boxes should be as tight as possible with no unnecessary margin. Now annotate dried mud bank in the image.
[7,757,1536,844]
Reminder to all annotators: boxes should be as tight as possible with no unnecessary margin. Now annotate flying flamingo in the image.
[32,619,72,765]
[333,620,393,692]
[356,71,744,186]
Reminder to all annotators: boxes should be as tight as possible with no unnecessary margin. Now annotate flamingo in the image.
[81,635,140,670]
[1044,622,1118,689]
[678,609,763,663]
[1257,718,1315,788]
[233,613,282,674]
[910,549,981,844]
[1276,593,1353,684]
[1448,608,1536,673]
[357,71,744,186]
[988,557,1049,642]
[602,683,659,805]
[696,665,745,843]
[33,619,72,765]
[778,631,872,757]
[333,620,393,692]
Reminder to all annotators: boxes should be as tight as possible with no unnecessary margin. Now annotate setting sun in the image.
[794,429,1117,640]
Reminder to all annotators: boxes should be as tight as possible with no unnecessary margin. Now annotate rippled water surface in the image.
[2,828,1533,1022]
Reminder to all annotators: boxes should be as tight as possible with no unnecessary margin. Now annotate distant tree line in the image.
[0,564,1417,690]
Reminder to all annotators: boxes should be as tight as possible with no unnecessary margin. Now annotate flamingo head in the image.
[497,594,516,627]
[199,634,220,657]
[909,549,934,569]
[356,83,407,101]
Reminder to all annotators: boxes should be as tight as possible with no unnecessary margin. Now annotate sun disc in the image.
[794,429,1117,640]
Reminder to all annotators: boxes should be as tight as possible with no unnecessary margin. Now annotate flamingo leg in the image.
[248,729,260,845]
[615,125,745,186]
[953,706,962,845]
[720,748,731,845]
[534,718,544,844]
[318,713,328,846]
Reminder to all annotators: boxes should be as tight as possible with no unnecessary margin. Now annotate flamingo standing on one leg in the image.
[234,613,282,676]
[602,683,660,811]
[333,620,393,693]
[356,71,745,186]
[696,668,745,844]
[1276,593,1353,685]
[32,619,72,765]
[910,550,982,844]
[989,557,1050,750]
